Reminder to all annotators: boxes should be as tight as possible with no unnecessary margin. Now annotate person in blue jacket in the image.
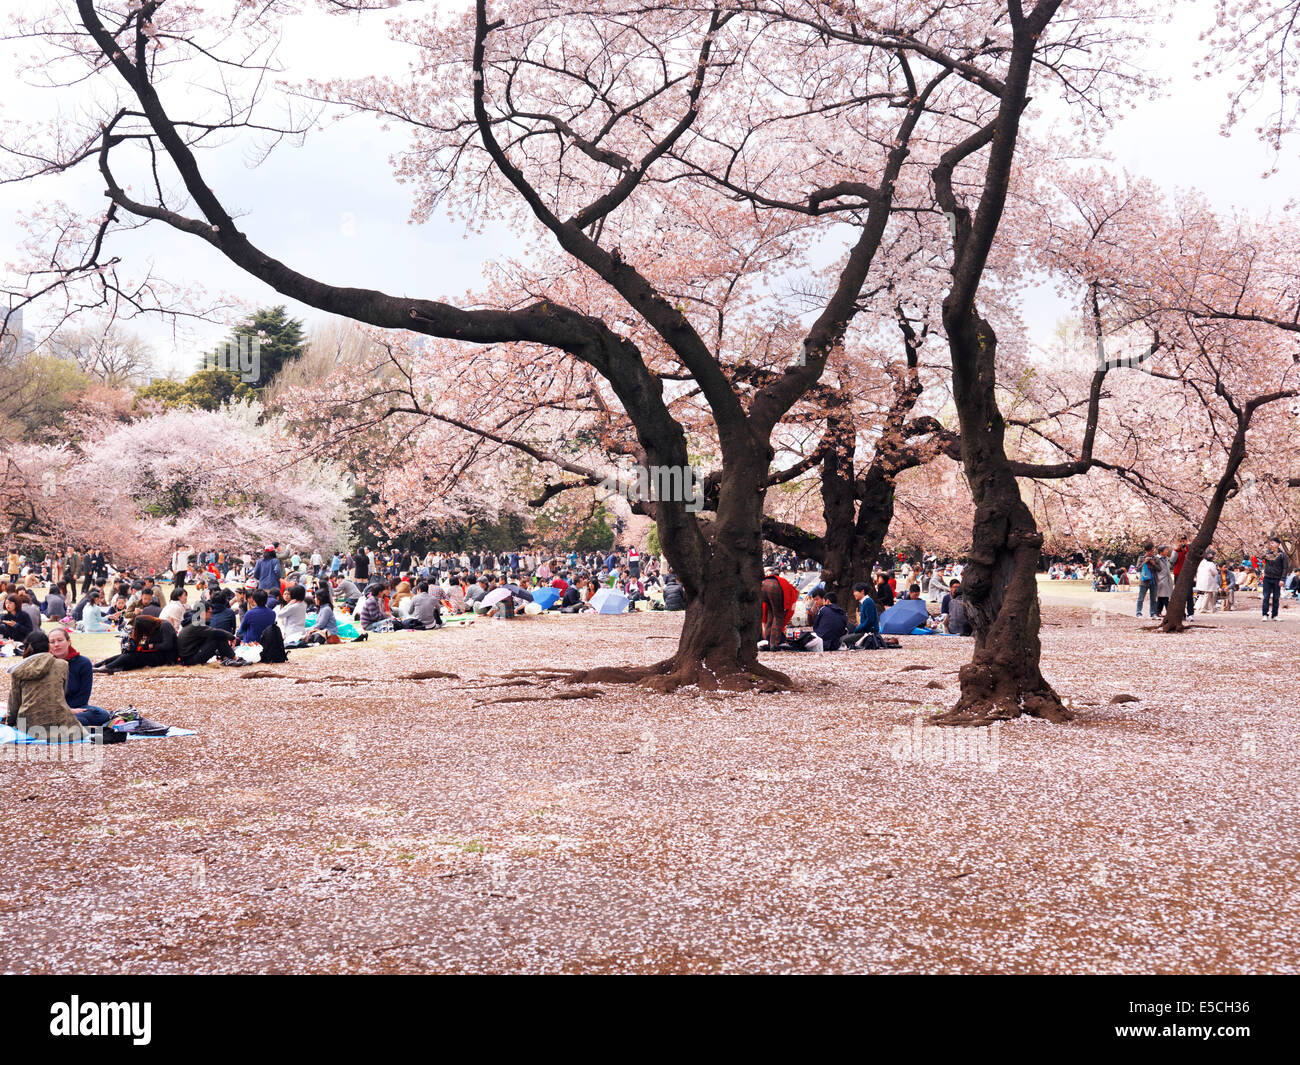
[841,582,881,649]
[789,590,848,652]
[236,589,277,643]
[253,547,283,592]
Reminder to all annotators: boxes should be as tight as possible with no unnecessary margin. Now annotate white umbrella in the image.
[482,587,512,607]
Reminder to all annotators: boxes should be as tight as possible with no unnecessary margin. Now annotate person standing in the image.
[1261,538,1289,621]
[253,546,283,593]
[1154,546,1174,618]
[1172,537,1194,618]
[1195,549,1220,614]
[1136,543,1158,619]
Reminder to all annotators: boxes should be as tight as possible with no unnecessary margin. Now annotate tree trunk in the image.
[1161,417,1249,632]
[820,411,862,611]
[938,308,1070,727]
[577,444,792,693]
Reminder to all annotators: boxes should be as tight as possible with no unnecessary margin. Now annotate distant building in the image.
[0,306,35,360]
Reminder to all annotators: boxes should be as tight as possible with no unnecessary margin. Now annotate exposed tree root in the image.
[495,668,575,680]
[463,679,534,691]
[899,664,931,672]
[484,656,794,694]
[473,688,603,708]
[569,655,794,694]
[934,663,1074,727]
[402,669,461,681]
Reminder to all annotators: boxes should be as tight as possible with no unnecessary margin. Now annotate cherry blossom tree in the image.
[1032,177,1300,632]
[6,404,348,566]
[2,0,1149,697]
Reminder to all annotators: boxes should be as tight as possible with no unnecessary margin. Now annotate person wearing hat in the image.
[253,546,283,594]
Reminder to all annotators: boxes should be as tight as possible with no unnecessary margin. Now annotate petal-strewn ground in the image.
[2,598,1297,973]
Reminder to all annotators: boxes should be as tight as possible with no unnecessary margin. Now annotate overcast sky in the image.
[0,0,1291,376]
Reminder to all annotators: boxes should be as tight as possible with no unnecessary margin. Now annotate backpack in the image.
[259,623,289,664]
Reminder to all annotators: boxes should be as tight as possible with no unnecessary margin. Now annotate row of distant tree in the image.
[0,305,306,444]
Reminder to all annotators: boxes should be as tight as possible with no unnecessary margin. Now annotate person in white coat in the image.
[1195,549,1220,614]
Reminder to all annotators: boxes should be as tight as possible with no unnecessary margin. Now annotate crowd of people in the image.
[1,541,694,674]
[1094,538,1296,620]
[2,535,1293,729]
[757,561,975,653]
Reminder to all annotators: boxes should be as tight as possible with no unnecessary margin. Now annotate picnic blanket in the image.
[0,723,196,744]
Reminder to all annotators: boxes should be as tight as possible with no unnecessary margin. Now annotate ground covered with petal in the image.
[2,604,1296,973]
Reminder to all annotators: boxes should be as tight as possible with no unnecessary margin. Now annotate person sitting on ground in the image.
[43,582,68,621]
[306,585,340,644]
[207,590,237,635]
[1,594,33,643]
[18,592,42,636]
[93,614,179,674]
[44,627,109,726]
[356,585,388,630]
[76,589,112,633]
[465,577,488,608]
[128,589,162,624]
[275,584,309,645]
[160,586,188,631]
[397,581,443,630]
[177,617,240,666]
[874,572,895,609]
[559,580,585,613]
[391,579,413,616]
[236,588,277,644]
[662,571,686,612]
[840,583,882,650]
[5,632,88,739]
[334,575,361,606]
[940,579,972,636]
[104,593,129,630]
[787,590,848,652]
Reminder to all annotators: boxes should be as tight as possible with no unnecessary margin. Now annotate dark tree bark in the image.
[760,311,958,613]
[931,0,1070,726]
[1160,388,1297,631]
[50,0,1054,694]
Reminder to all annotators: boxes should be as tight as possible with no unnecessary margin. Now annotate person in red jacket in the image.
[1172,537,1194,619]
[759,567,798,649]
